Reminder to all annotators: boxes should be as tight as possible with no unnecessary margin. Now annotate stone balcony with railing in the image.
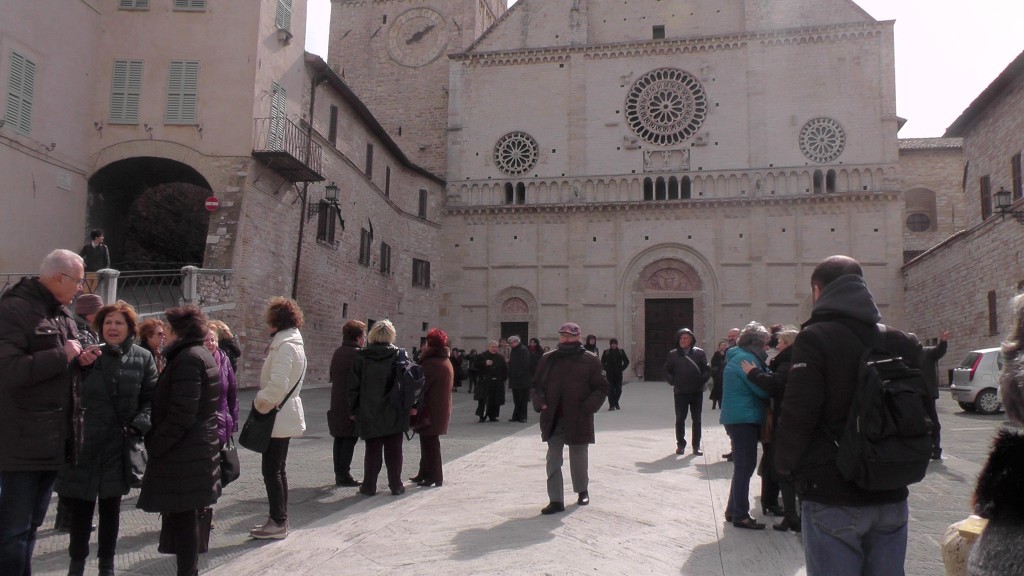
[252,117,325,183]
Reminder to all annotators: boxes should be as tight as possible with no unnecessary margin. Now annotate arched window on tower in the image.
[668,176,679,200]
[826,169,837,193]
[813,170,824,194]
[682,176,692,199]
[644,178,654,200]
[504,182,514,204]
[515,182,526,204]
[655,177,667,200]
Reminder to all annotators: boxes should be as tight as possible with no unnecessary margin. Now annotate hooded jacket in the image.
[348,343,406,439]
[774,274,921,506]
[663,328,711,394]
[0,277,82,471]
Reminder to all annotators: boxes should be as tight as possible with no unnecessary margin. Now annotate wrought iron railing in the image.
[252,116,323,177]
[115,269,186,317]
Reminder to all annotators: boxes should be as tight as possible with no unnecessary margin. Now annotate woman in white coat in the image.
[249,297,307,540]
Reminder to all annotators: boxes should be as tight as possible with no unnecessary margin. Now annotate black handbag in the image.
[238,366,305,453]
[219,435,240,487]
[123,428,147,488]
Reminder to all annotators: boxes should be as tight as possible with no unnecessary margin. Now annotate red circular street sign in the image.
[205,196,219,212]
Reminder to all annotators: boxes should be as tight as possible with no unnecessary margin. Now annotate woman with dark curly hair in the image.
[57,301,157,576]
[138,318,167,373]
[136,305,220,576]
[249,297,307,540]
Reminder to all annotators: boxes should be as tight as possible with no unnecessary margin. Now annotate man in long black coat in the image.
[507,336,532,423]
[474,341,507,422]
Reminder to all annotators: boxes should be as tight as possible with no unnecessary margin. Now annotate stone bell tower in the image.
[327,0,506,178]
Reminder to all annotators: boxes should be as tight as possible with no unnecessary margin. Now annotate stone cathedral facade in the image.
[331,0,904,378]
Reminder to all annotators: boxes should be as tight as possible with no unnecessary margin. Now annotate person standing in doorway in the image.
[664,328,711,456]
[601,339,630,411]
[533,322,608,514]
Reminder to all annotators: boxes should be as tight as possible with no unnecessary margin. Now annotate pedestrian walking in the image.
[600,338,630,411]
[474,341,507,422]
[532,322,608,514]
[664,328,711,456]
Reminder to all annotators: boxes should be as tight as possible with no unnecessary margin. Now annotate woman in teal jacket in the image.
[720,322,772,530]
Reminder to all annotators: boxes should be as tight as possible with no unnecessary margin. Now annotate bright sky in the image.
[305,0,1024,138]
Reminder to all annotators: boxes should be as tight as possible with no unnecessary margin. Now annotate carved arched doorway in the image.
[493,287,538,343]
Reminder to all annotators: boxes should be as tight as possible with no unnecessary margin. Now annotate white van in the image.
[949,347,1004,415]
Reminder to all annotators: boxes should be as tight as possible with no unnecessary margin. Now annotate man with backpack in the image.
[775,255,926,576]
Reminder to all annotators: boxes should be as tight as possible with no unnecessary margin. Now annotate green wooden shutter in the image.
[5,52,35,135]
[165,60,199,123]
[269,82,286,149]
[276,0,293,30]
[110,60,143,124]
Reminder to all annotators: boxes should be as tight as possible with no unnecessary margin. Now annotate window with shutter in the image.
[276,0,293,31]
[269,82,286,149]
[119,0,150,9]
[174,0,206,10]
[165,60,199,124]
[5,52,35,135]
[110,60,143,124]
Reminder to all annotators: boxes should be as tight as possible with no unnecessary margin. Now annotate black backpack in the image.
[388,348,425,413]
[832,324,934,491]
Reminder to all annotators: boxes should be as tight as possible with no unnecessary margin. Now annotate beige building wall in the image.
[903,54,1024,382]
[440,0,904,370]
[0,0,101,271]
[897,139,965,260]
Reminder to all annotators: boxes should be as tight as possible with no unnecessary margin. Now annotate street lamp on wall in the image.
[307,181,340,221]
[994,187,1024,224]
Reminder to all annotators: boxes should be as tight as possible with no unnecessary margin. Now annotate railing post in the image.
[181,266,199,305]
[96,268,119,305]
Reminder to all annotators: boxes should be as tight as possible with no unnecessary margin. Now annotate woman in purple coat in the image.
[204,328,238,445]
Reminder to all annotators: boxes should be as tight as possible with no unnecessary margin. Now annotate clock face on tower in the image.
[387,7,449,68]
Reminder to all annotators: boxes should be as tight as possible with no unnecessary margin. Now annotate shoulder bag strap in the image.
[275,361,307,411]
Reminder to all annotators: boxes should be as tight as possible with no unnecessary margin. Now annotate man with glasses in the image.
[0,249,99,575]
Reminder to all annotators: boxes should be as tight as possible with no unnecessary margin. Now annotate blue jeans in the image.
[802,500,909,576]
[724,423,759,520]
[0,470,58,576]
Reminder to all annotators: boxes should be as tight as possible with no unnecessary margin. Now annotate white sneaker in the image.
[250,519,288,540]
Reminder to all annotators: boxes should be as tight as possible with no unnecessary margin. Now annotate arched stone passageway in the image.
[88,157,213,270]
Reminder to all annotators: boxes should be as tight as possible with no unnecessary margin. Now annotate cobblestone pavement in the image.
[31,382,1001,575]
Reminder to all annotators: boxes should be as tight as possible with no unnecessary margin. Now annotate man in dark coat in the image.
[506,335,532,423]
[532,322,608,514]
[474,341,507,422]
[601,338,630,411]
[328,320,365,487]
[0,249,99,575]
[774,255,923,576]
[918,330,950,460]
[664,328,711,455]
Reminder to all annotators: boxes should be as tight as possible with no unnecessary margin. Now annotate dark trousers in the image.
[725,423,761,520]
[673,392,703,450]
[0,470,57,576]
[163,509,200,576]
[926,397,942,452]
[66,495,121,562]
[332,436,358,483]
[416,434,443,483]
[364,433,403,491]
[261,437,291,524]
[607,375,623,408]
[760,442,780,507]
[510,387,530,421]
[780,479,798,522]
